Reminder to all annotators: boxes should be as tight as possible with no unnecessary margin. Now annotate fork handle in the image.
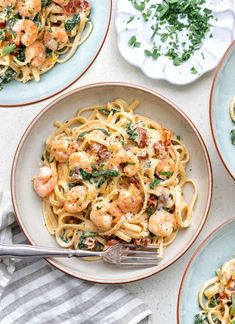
[0,243,103,259]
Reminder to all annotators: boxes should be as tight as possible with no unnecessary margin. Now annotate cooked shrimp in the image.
[90,200,112,231]
[33,166,57,198]
[69,152,92,173]
[108,202,122,218]
[117,184,142,214]
[50,136,77,163]
[220,259,235,294]
[148,210,177,237]
[44,27,68,51]
[0,0,16,8]
[13,19,38,47]
[108,151,139,177]
[64,186,89,213]
[17,0,41,17]
[25,41,46,67]
[156,158,175,176]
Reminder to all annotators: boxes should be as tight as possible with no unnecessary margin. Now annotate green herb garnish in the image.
[127,16,135,24]
[77,128,110,140]
[42,0,51,6]
[149,178,162,189]
[128,35,141,48]
[194,313,209,324]
[146,206,156,217]
[231,128,235,145]
[159,171,173,177]
[2,44,16,56]
[65,14,81,32]
[191,67,198,74]
[126,123,138,141]
[231,295,235,314]
[0,67,17,90]
[144,48,160,59]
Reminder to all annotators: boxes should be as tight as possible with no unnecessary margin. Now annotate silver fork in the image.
[0,243,162,267]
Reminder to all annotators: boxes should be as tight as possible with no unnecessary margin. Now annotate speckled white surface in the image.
[0,2,235,323]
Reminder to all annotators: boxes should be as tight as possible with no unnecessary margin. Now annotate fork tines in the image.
[119,244,163,267]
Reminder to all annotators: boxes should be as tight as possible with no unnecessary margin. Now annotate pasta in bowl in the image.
[195,258,235,323]
[0,0,92,87]
[32,98,197,256]
[11,83,212,283]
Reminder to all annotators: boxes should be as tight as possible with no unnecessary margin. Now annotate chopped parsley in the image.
[144,48,160,59]
[127,16,135,24]
[128,35,141,48]
[191,67,198,74]
[149,178,162,189]
[159,171,173,177]
[127,0,214,68]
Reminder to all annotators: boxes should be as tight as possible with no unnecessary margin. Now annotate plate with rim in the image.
[11,82,212,283]
[210,40,235,180]
[115,0,235,85]
[177,218,235,323]
[0,0,112,107]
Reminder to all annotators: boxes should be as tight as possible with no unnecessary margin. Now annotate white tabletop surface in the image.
[1,2,235,323]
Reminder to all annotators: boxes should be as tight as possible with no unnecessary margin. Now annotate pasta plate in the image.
[177,218,235,323]
[0,0,112,107]
[11,83,212,283]
[210,40,235,181]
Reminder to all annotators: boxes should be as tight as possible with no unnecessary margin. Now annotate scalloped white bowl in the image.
[115,0,235,85]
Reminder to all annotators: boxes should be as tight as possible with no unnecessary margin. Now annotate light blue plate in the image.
[210,41,235,179]
[0,0,111,107]
[178,218,235,323]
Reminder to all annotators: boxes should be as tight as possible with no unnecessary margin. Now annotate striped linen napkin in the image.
[0,192,152,324]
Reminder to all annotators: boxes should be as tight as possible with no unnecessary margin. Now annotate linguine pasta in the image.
[32,98,197,256]
[0,0,92,87]
[195,259,235,324]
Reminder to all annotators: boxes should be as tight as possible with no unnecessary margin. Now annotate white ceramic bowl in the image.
[11,83,212,283]
[115,0,235,85]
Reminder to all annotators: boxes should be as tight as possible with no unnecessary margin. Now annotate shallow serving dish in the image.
[11,83,212,283]
[177,218,235,323]
[115,0,235,85]
[210,40,235,180]
[0,0,112,107]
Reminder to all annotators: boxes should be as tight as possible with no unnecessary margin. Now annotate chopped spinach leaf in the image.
[194,313,209,324]
[65,14,81,32]
[42,0,51,6]
[126,123,138,141]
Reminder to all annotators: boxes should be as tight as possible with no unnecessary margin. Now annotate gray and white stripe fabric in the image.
[0,192,152,324]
